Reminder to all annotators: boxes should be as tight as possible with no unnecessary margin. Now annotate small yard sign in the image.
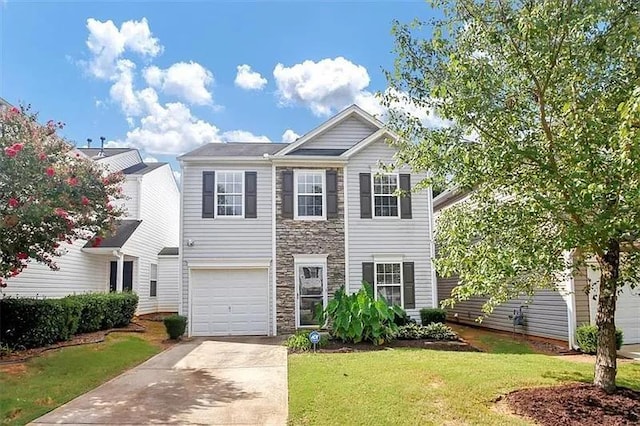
[309,330,321,352]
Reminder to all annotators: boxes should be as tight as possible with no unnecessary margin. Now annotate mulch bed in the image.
[504,383,640,425]
[293,338,480,353]
[0,322,146,364]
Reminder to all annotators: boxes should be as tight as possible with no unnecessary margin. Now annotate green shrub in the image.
[318,284,403,345]
[420,308,447,325]
[396,322,458,341]
[576,324,623,355]
[163,315,188,340]
[285,330,328,351]
[0,293,139,350]
[393,309,416,326]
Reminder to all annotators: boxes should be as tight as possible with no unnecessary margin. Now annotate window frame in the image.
[293,169,326,221]
[149,263,158,298]
[371,172,400,218]
[374,261,404,307]
[294,254,329,328]
[214,170,245,218]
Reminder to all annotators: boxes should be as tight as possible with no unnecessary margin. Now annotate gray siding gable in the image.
[301,116,378,151]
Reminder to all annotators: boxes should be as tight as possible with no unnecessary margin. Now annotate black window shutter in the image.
[282,170,294,219]
[326,170,338,219]
[245,171,257,218]
[362,262,374,288]
[399,174,412,219]
[403,262,415,309]
[359,173,372,219]
[202,171,215,218]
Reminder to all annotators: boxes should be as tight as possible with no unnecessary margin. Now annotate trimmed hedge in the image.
[163,314,187,340]
[576,324,623,355]
[420,308,447,325]
[0,293,139,350]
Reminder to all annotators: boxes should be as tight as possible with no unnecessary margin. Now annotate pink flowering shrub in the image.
[0,105,124,287]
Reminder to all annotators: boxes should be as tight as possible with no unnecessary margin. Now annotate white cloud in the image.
[143,155,158,162]
[143,62,214,105]
[222,130,271,143]
[234,64,268,90]
[273,57,370,116]
[109,59,142,118]
[85,17,162,80]
[281,129,299,143]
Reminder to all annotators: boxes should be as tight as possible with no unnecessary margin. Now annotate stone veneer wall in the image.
[275,167,345,333]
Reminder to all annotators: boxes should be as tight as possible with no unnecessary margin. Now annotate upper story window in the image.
[373,173,399,217]
[216,171,244,217]
[294,170,325,220]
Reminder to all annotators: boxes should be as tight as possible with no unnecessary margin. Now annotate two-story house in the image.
[3,147,181,315]
[179,105,437,336]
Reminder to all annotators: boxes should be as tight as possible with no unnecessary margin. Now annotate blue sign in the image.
[309,330,321,345]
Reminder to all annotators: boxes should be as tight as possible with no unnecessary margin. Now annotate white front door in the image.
[296,263,327,327]
[190,268,269,336]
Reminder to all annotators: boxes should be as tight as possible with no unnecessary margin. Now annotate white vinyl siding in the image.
[181,162,273,315]
[302,116,378,151]
[2,238,109,297]
[112,177,140,219]
[122,164,180,314]
[96,150,143,173]
[437,276,570,341]
[347,137,433,320]
[157,255,179,312]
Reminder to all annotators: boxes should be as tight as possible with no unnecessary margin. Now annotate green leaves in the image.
[318,283,404,345]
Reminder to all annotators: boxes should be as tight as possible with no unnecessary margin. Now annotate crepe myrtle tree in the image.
[0,105,124,286]
[384,0,640,392]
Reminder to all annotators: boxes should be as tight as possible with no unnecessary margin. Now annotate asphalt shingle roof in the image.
[181,142,285,158]
[121,162,167,175]
[158,247,179,256]
[83,220,142,249]
[78,148,136,158]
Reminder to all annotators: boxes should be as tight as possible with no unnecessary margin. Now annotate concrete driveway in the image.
[31,338,288,425]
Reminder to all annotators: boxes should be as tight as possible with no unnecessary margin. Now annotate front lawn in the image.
[0,333,161,425]
[289,350,640,425]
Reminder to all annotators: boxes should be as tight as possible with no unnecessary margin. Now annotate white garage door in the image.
[191,268,269,336]
[617,285,640,344]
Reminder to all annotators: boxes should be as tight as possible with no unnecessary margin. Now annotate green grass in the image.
[288,350,640,425]
[0,334,160,425]
[477,334,535,354]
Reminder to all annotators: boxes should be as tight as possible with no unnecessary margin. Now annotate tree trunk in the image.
[594,239,620,393]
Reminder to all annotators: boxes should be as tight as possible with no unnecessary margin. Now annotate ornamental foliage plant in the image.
[385,0,639,392]
[0,106,124,286]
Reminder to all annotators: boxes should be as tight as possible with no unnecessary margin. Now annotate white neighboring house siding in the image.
[1,239,108,298]
[96,150,142,173]
[158,254,179,312]
[180,162,274,320]
[347,137,434,321]
[121,164,179,314]
[113,177,140,219]
[302,116,378,150]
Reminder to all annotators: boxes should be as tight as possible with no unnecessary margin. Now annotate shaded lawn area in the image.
[289,347,640,425]
[0,334,161,425]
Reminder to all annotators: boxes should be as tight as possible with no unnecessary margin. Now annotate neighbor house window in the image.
[216,171,244,216]
[373,173,399,217]
[295,170,325,219]
[375,262,402,306]
[150,263,157,297]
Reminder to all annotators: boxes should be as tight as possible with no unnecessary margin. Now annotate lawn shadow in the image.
[542,370,592,384]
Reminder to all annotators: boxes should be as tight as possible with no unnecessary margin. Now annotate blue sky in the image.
[1,1,438,175]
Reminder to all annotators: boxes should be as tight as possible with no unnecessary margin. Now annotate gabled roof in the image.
[180,142,285,159]
[122,162,167,175]
[275,104,384,156]
[83,220,142,249]
[290,148,348,156]
[77,148,136,158]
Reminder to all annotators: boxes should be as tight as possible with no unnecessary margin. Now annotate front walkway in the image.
[619,344,640,361]
[31,338,288,425]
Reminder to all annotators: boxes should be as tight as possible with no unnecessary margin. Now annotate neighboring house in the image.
[2,147,180,315]
[178,105,437,336]
[433,189,640,346]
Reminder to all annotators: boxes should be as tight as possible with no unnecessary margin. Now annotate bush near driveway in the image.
[576,324,623,354]
[0,293,138,349]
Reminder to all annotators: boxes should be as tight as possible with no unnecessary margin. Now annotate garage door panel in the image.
[617,286,639,344]
[191,268,269,337]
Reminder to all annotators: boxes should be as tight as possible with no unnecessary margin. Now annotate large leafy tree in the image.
[385,0,639,392]
[0,106,124,286]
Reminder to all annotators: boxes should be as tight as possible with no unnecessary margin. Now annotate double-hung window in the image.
[149,263,158,297]
[375,262,402,306]
[216,171,244,217]
[373,173,399,217]
[295,170,325,219]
